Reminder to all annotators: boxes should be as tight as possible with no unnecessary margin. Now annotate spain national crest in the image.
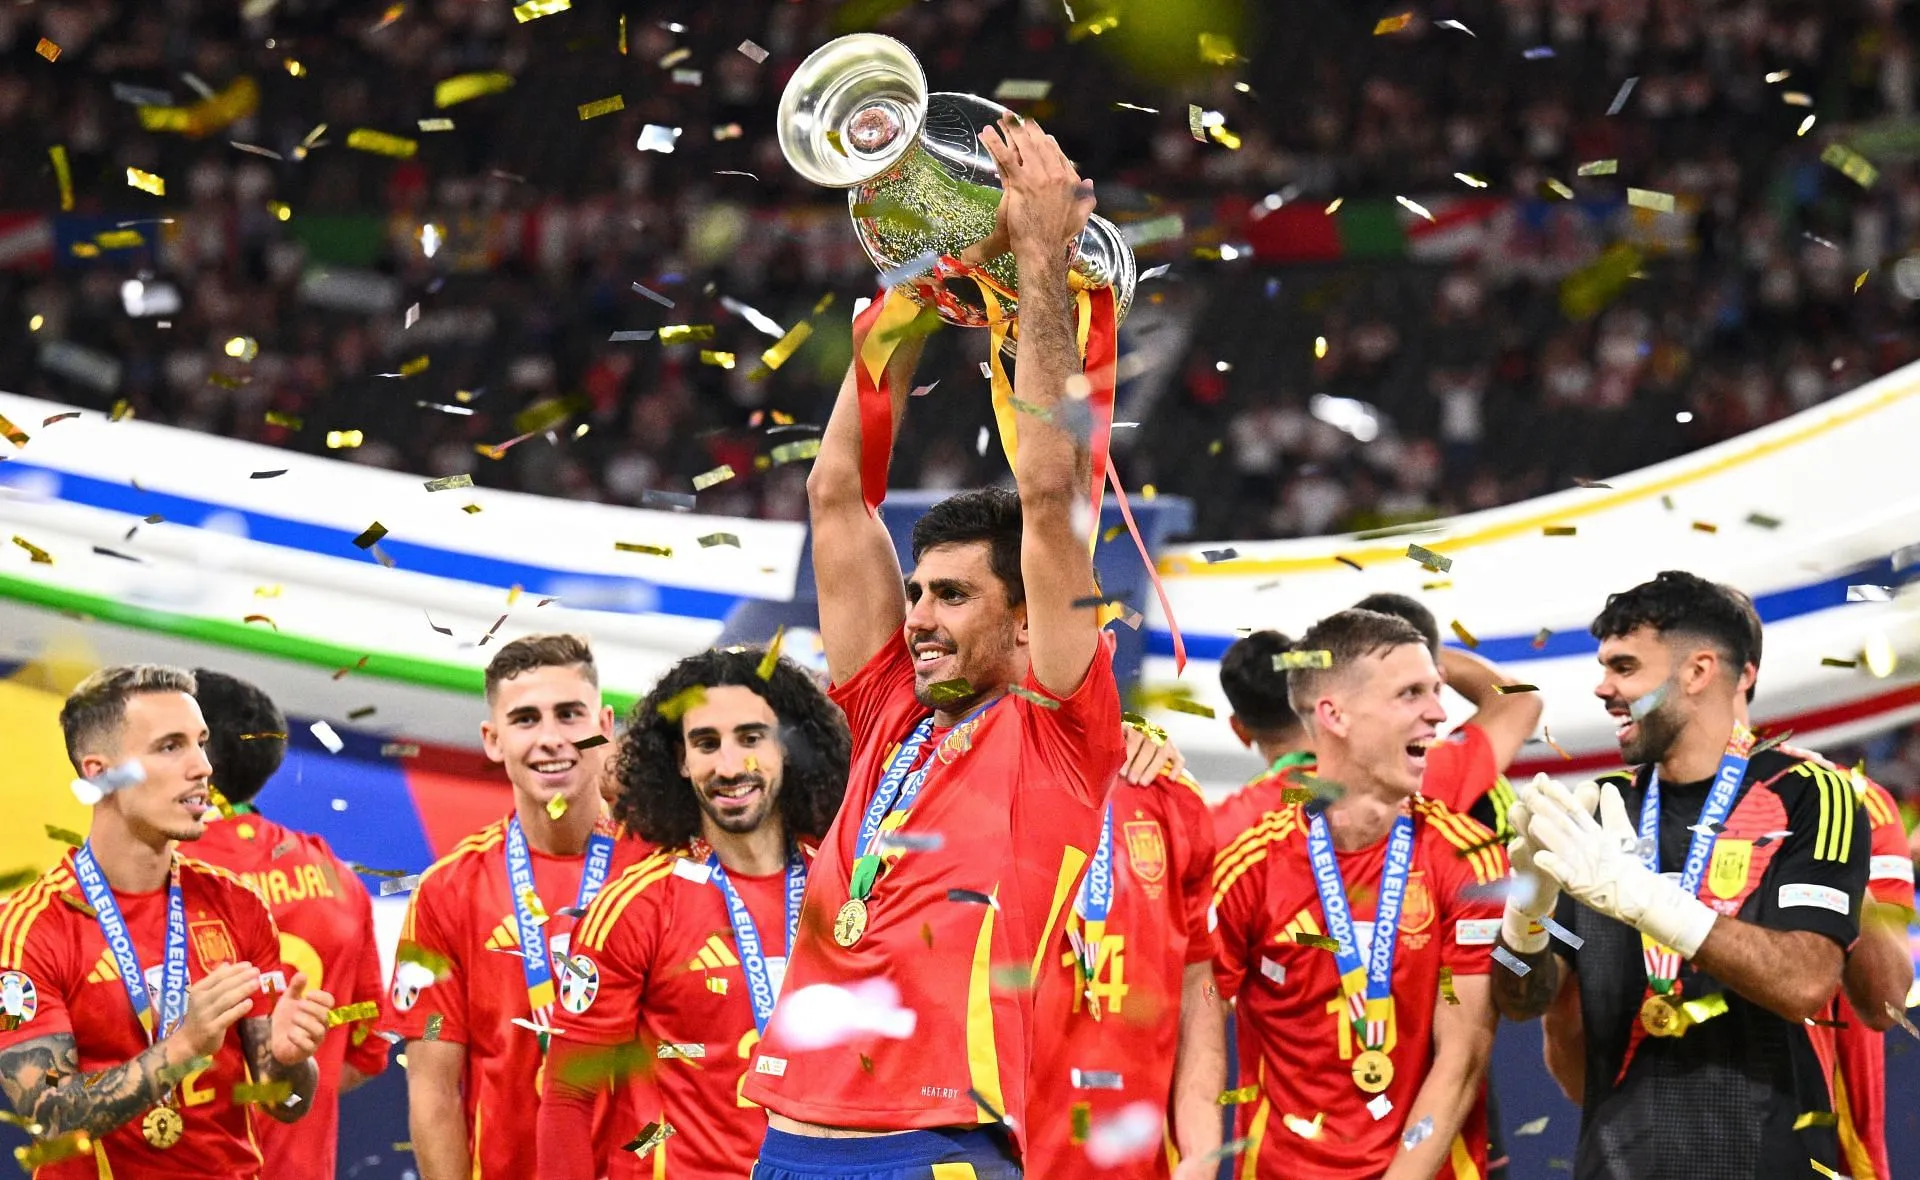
[1124,820,1168,895]
[1398,871,1435,935]
[190,918,238,968]
[1708,839,1753,901]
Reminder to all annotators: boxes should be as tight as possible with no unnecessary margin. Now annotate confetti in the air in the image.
[11,536,53,565]
[737,40,769,63]
[310,721,344,754]
[1492,946,1531,976]
[637,124,680,153]
[992,80,1051,102]
[1373,13,1413,34]
[1575,159,1618,176]
[35,38,62,62]
[1276,650,1333,670]
[1493,684,1540,695]
[1626,188,1676,213]
[423,474,472,493]
[1821,143,1878,188]
[1515,1116,1551,1137]
[346,129,417,158]
[693,465,735,491]
[1434,19,1475,35]
[351,522,388,549]
[513,0,570,21]
[126,167,166,196]
[434,72,513,108]
[615,541,671,558]
[1395,195,1435,222]
[1406,543,1451,572]
[1523,45,1555,59]
[1450,620,1478,649]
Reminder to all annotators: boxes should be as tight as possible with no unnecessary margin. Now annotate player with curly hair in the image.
[537,647,851,1178]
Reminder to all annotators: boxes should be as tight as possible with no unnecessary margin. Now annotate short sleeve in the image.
[386,871,469,1045]
[1760,766,1870,950]
[340,868,393,1076]
[1423,724,1496,814]
[827,637,916,741]
[1865,781,1915,914]
[0,899,71,1053]
[1015,631,1125,808]
[1210,833,1272,1004]
[214,873,285,1020]
[565,866,665,1047]
[1434,808,1507,978]
[1167,777,1218,965]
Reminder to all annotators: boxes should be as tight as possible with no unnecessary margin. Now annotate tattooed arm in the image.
[237,1017,318,1124]
[0,1032,196,1138]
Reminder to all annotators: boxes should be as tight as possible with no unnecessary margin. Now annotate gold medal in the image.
[833,898,869,947]
[1351,1049,1394,1094]
[1639,994,1689,1038]
[141,1105,184,1150]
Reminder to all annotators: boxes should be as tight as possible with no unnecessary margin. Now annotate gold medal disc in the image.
[1351,1048,1394,1094]
[142,1105,184,1150]
[833,898,869,947]
[1639,995,1686,1038]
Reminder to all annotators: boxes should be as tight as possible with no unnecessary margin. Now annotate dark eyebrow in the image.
[686,726,719,742]
[735,723,772,737]
[150,729,200,749]
[507,700,588,721]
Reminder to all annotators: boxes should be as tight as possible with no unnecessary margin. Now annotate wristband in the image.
[1501,904,1550,954]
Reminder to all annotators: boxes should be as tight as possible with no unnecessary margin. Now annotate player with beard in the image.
[381,634,651,1180]
[1212,610,1505,1179]
[186,670,389,1180]
[0,665,331,1179]
[1494,571,1871,1180]
[536,648,850,1178]
[745,114,1125,1180]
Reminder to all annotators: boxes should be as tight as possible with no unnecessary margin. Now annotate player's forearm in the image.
[1690,918,1845,1023]
[1843,899,1915,1031]
[1378,1037,1491,1180]
[1541,966,1585,1103]
[806,334,925,512]
[1,1036,186,1139]
[409,1086,473,1180]
[1171,962,1227,1164]
[1490,937,1559,1021]
[340,1063,372,1094]
[537,1047,606,1180]
[1008,253,1089,504]
[258,1055,318,1123]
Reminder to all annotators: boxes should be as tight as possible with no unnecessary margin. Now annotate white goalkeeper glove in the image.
[1501,774,1594,952]
[1526,778,1718,959]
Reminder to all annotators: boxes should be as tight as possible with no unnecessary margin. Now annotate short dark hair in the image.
[610,648,851,846]
[1591,570,1759,698]
[910,488,1025,606]
[191,669,288,804]
[484,633,597,702]
[59,664,198,772]
[1353,592,1441,655]
[1287,609,1430,730]
[1219,630,1303,735]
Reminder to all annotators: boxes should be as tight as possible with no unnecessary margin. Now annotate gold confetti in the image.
[692,465,735,491]
[352,522,389,549]
[1811,1161,1841,1180]
[1373,12,1413,34]
[1276,650,1333,670]
[242,614,278,631]
[1006,684,1061,710]
[1855,271,1870,293]
[418,118,454,132]
[697,532,740,549]
[1545,178,1575,199]
[926,677,974,705]
[49,146,73,211]
[759,321,813,371]
[1797,114,1816,137]
[700,350,736,369]
[1781,91,1814,107]
[1395,195,1435,222]
[109,400,135,422]
[232,1080,293,1106]
[1575,159,1618,176]
[346,129,418,158]
[435,72,514,109]
[1067,13,1119,39]
[1070,1102,1091,1145]
[424,474,473,493]
[623,1121,674,1157]
[657,686,707,724]
[658,324,715,343]
[546,794,569,820]
[513,0,570,21]
[126,167,165,196]
[1406,543,1451,572]
[1543,525,1576,536]
[771,439,821,465]
[992,79,1052,102]
[1692,521,1719,534]
[1450,620,1479,649]
[264,410,303,430]
[14,1131,92,1169]
[1677,992,1729,1027]
[615,541,671,558]
[327,430,364,449]
[1324,197,1344,215]
[461,503,483,515]
[11,536,52,565]
[1292,932,1339,951]
[1438,965,1459,1004]
[399,355,429,376]
[1793,1111,1838,1131]
[578,95,625,120]
[45,825,86,848]
[35,38,61,61]
[1626,188,1676,213]
[1186,105,1206,142]
[1217,1084,1259,1105]
[0,414,26,448]
[1821,143,1878,188]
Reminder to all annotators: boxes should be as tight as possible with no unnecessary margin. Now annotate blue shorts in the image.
[752,1126,1021,1180]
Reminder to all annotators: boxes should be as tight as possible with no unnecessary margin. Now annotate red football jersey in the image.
[1833,778,1914,1180]
[192,812,389,1180]
[1213,798,1505,1179]
[1209,754,1312,849]
[562,846,812,1176]
[1028,771,1218,1180]
[1208,730,1491,848]
[0,851,284,1180]
[381,816,653,1180]
[743,634,1125,1146]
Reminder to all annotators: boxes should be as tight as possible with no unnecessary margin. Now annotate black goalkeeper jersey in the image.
[1553,746,1870,1180]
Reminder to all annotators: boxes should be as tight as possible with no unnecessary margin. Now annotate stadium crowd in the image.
[3,0,1920,541]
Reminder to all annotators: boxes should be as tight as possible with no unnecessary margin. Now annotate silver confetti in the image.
[379,874,423,896]
[1607,77,1639,115]
[310,720,344,754]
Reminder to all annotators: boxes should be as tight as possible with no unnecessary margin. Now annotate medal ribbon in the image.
[1636,725,1753,993]
[505,817,617,1016]
[1305,811,1416,1051]
[73,845,188,1044]
[1071,804,1116,977]
[707,849,806,1036]
[847,698,1003,904]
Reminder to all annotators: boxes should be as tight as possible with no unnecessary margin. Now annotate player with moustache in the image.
[186,670,390,1180]
[1495,571,1871,1180]
[0,665,332,1179]
[1212,610,1506,1180]
[744,113,1126,1180]
[537,647,851,1178]
[381,634,651,1180]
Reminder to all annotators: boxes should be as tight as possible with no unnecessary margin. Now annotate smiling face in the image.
[480,663,616,814]
[679,684,786,838]
[1594,625,1695,765]
[903,541,1027,716]
[83,691,216,844]
[1313,643,1447,798]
